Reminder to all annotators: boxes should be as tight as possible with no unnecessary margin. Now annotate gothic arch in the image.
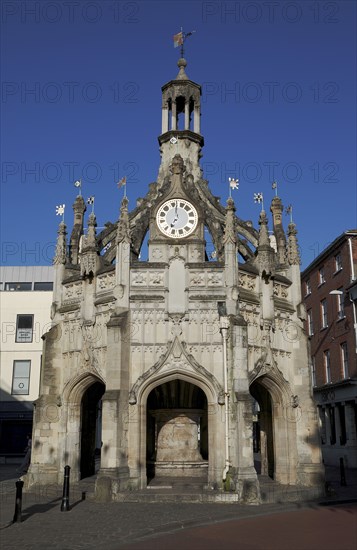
[249,366,299,484]
[63,371,106,405]
[138,369,218,407]
[249,363,293,408]
[129,338,224,406]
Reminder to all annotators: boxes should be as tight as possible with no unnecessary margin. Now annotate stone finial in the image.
[255,210,275,277]
[70,195,86,264]
[270,196,287,265]
[116,196,131,244]
[176,58,189,80]
[85,212,97,249]
[72,194,86,224]
[80,212,99,278]
[53,221,67,265]
[270,196,283,227]
[287,222,301,265]
[223,197,237,245]
[258,210,270,247]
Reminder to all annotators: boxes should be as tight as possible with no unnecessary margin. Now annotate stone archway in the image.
[250,380,274,479]
[249,373,298,485]
[131,370,222,489]
[80,381,105,479]
[62,372,106,482]
[146,379,208,483]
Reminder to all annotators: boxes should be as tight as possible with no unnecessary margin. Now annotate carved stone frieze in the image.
[190,272,205,286]
[207,272,222,286]
[97,273,115,292]
[238,272,257,291]
[64,282,82,301]
[131,272,147,285]
[149,272,164,286]
[273,282,289,299]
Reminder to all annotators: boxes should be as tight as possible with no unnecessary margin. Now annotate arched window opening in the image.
[176,96,186,130]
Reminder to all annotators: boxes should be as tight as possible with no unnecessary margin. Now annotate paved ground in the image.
[0,464,356,549]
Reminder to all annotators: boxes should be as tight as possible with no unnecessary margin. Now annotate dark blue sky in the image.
[1,0,356,268]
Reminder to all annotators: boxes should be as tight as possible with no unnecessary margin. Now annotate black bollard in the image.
[340,457,347,486]
[13,479,24,523]
[60,465,71,511]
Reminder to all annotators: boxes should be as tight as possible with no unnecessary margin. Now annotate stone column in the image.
[162,103,169,133]
[171,100,177,131]
[194,104,200,133]
[184,100,190,130]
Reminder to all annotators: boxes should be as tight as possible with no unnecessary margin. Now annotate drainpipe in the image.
[348,237,355,282]
[220,315,230,482]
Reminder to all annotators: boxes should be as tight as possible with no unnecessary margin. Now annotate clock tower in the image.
[29,53,324,504]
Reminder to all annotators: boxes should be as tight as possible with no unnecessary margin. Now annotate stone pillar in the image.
[194,104,200,133]
[184,100,190,130]
[233,393,261,504]
[162,103,169,133]
[171,100,177,131]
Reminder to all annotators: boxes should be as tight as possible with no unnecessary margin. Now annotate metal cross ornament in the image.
[228,178,239,197]
[254,192,264,210]
[55,204,65,222]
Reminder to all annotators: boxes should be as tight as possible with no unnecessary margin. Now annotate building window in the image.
[11,360,31,395]
[341,342,349,378]
[337,289,345,319]
[307,309,314,336]
[334,253,342,272]
[34,282,53,291]
[305,279,311,296]
[324,350,331,383]
[321,299,328,329]
[337,404,347,446]
[311,357,316,387]
[328,406,336,445]
[319,267,325,285]
[16,315,34,343]
[5,282,32,291]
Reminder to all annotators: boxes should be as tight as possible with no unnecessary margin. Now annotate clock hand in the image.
[170,216,178,227]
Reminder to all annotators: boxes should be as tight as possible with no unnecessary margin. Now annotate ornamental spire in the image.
[223,197,237,245]
[287,221,301,265]
[53,221,67,265]
[116,196,131,244]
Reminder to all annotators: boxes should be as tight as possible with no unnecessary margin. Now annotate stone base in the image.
[148,460,208,478]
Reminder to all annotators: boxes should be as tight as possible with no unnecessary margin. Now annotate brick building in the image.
[301,231,357,467]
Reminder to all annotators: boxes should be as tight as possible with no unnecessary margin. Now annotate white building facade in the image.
[0,266,53,460]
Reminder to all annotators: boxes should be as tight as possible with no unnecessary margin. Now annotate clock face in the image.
[156,199,198,238]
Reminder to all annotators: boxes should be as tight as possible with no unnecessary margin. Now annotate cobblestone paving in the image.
[1,465,356,549]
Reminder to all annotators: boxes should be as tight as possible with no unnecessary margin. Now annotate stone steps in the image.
[74,474,318,504]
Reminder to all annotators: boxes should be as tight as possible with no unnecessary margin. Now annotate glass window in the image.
[341,342,349,378]
[16,315,34,343]
[334,253,342,272]
[319,267,325,285]
[305,279,311,295]
[328,406,336,445]
[12,360,31,395]
[307,309,314,336]
[324,350,331,383]
[311,357,316,387]
[337,290,345,319]
[321,299,328,329]
[5,282,32,291]
[34,282,53,291]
